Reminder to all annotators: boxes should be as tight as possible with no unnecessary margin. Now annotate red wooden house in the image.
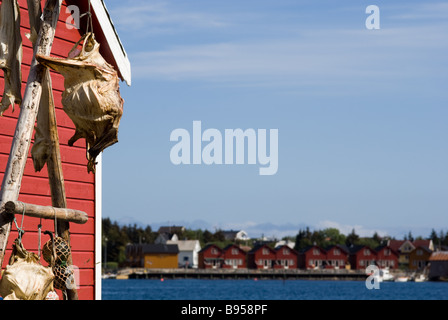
[0,0,130,300]
[248,244,276,269]
[374,245,398,269]
[274,245,298,269]
[348,245,377,270]
[222,244,247,269]
[325,245,349,269]
[298,245,326,269]
[198,244,223,269]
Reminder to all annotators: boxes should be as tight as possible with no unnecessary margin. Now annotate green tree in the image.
[345,229,359,246]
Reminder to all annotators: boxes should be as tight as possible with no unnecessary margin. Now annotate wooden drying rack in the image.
[0,0,88,300]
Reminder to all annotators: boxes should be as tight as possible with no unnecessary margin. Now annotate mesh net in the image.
[42,236,71,265]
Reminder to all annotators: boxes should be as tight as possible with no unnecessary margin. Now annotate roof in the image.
[388,239,433,252]
[274,245,299,255]
[347,244,371,254]
[141,244,179,254]
[325,244,349,254]
[249,244,276,254]
[69,0,131,85]
[374,245,399,255]
[299,245,326,254]
[199,243,222,253]
[413,239,432,249]
[222,244,247,253]
[429,251,448,261]
[167,240,200,251]
[411,245,433,254]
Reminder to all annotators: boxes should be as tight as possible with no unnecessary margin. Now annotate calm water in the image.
[102,279,448,300]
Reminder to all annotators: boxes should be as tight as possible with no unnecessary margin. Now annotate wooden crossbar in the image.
[5,201,88,224]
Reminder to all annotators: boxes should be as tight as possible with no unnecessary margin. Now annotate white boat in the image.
[395,276,409,282]
[379,268,395,282]
[413,274,427,282]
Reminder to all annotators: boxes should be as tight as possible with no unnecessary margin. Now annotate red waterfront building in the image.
[222,244,247,269]
[325,245,349,269]
[298,245,327,269]
[198,244,223,269]
[274,245,298,269]
[248,244,276,269]
[0,0,130,300]
[374,245,398,269]
[348,245,377,270]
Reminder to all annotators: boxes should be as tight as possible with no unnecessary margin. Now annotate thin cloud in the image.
[129,25,447,91]
[109,0,228,34]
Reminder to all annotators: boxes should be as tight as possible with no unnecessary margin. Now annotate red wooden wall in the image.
[0,0,97,300]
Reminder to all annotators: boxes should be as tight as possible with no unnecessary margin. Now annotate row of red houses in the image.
[199,243,399,270]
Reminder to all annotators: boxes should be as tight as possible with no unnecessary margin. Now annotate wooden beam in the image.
[0,0,62,268]
[28,0,78,300]
[4,201,88,224]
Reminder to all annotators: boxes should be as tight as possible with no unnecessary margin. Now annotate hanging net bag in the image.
[42,230,74,290]
[0,239,54,300]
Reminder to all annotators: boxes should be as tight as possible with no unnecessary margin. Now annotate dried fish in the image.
[0,239,54,300]
[0,0,22,115]
[31,71,54,172]
[36,33,124,172]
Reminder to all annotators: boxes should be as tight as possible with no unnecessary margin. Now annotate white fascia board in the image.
[90,0,132,86]
[95,152,103,300]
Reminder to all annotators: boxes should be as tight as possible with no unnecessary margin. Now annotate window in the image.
[309,260,313,266]
[232,248,239,255]
[283,248,289,255]
[211,248,218,255]
[363,249,370,256]
[417,249,423,256]
[334,249,340,255]
[313,249,320,255]
[262,248,270,255]
[385,249,391,256]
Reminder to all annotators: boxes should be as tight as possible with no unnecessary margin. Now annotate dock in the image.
[115,268,368,281]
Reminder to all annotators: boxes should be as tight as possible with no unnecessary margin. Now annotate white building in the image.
[167,240,201,268]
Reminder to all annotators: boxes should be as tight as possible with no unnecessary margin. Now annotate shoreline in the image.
[104,268,396,281]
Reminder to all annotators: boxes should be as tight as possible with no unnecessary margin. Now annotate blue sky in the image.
[100,0,448,239]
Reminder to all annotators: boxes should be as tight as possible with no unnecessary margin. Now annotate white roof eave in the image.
[90,0,132,86]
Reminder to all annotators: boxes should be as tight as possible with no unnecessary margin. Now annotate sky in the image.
[99,0,448,239]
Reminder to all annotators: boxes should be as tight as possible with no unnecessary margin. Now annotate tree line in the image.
[102,218,448,268]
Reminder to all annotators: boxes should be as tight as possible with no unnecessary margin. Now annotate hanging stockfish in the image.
[0,0,22,115]
[0,239,55,300]
[36,32,124,173]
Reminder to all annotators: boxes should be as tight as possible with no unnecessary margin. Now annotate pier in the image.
[118,268,368,281]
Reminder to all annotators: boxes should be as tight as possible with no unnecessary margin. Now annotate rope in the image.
[80,0,93,34]
[13,201,26,244]
[53,206,58,238]
[38,218,42,258]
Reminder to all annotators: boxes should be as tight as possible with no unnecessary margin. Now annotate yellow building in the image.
[126,244,179,269]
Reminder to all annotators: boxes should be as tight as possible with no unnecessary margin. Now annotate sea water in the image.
[101,279,448,300]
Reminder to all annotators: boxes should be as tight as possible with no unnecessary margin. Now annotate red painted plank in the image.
[72,251,95,268]
[0,154,94,183]
[0,117,86,148]
[17,176,95,200]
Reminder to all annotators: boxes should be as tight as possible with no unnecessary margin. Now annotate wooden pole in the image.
[5,201,88,224]
[44,64,79,300]
[0,0,62,268]
[28,0,78,300]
